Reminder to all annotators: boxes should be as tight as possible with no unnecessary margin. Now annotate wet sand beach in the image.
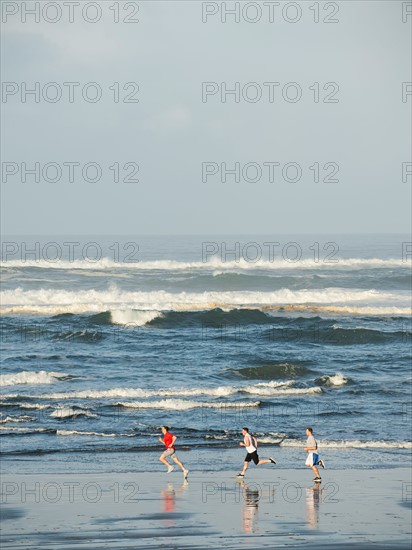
[1,468,411,549]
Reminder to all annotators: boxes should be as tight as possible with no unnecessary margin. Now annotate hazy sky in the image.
[1,0,411,235]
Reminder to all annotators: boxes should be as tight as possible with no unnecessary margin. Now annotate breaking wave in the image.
[316,373,349,387]
[1,381,323,401]
[0,370,70,387]
[2,257,410,271]
[110,309,162,326]
[49,407,98,419]
[116,399,261,410]
[2,287,409,316]
[0,415,36,424]
[56,430,134,437]
[272,439,412,449]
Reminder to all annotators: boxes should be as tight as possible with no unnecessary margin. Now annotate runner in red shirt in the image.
[159,426,189,479]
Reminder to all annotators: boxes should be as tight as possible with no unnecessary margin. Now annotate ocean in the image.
[1,234,411,474]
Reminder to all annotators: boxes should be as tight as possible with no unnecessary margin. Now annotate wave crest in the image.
[0,370,69,387]
[316,373,349,387]
[50,408,98,419]
[56,429,134,437]
[2,381,322,401]
[273,439,412,449]
[0,414,36,424]
[2,287,409,316]
[2,257,410,271]
[116,399,261,410]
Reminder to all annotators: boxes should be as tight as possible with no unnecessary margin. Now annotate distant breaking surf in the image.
[1,257,410,270]
[1,287,409,316]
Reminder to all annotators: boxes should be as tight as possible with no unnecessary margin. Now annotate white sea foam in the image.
[285,305,411,316]
[242,384,322,396]
[116,399,261,410]
[0,426,50,434]
[320,373,348,386]
[0,370,69,387]
[110,309,162,326]
[6,402,53,410]
[273,439,412,449]
[56,430,134,437]
[15,402,53,410]
[243,431,288,443]
[0,415,36,424]
[257,437,286,445]
[2,286,409,316]
[50,407,98,419]
[3,380,322,401]
[1,257,410,271]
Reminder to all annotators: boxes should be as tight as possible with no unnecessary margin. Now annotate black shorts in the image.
[245,451,259,465]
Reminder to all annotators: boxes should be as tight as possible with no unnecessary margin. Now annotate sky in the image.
[1,0,411,235]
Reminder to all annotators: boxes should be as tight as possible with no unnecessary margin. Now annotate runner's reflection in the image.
[160,480,189,528]
[161,482,176,513]
[238,480,260,534]
[305,483,321,529]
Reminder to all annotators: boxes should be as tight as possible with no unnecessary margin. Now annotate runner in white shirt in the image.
[304,426,325,482]
[236,427,276,478]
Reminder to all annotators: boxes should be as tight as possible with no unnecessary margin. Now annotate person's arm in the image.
[170,435,177,448]
[240,435,248,447]
[253,436,258,449]
[158,436,164,444]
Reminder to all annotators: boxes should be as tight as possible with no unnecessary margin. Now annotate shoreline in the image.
[1,469,411,549]
[2,444,411,476]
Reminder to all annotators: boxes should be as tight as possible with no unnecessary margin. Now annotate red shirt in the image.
[163,432,175,450]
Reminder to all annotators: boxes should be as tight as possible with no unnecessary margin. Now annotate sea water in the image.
[1,234,411,473]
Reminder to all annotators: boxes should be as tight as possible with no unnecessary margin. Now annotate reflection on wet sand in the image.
[237,480,260,534]
[160,480,189,527]
[161,483,176,513]
[306,483,321,529]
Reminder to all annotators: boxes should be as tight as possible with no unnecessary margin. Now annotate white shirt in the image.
[244,433,257,453]
[306,435,317,450]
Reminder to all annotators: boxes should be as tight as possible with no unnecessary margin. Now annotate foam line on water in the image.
[0,381,326,401]
[110,309,162,326]
[270,438,412,449]
[0,415,37,424]
[2,287,409,316]
[50,408,98,419]
[116,399,261,410]
[317,373,348,386]
[2,257,410,270]
[0,371,70,387]
[56,430,134,437]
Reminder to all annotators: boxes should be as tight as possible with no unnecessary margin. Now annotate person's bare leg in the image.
[240,461,249,476]
[160,455,170,468]
[172,455,186,472]
[312,465,320,478]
